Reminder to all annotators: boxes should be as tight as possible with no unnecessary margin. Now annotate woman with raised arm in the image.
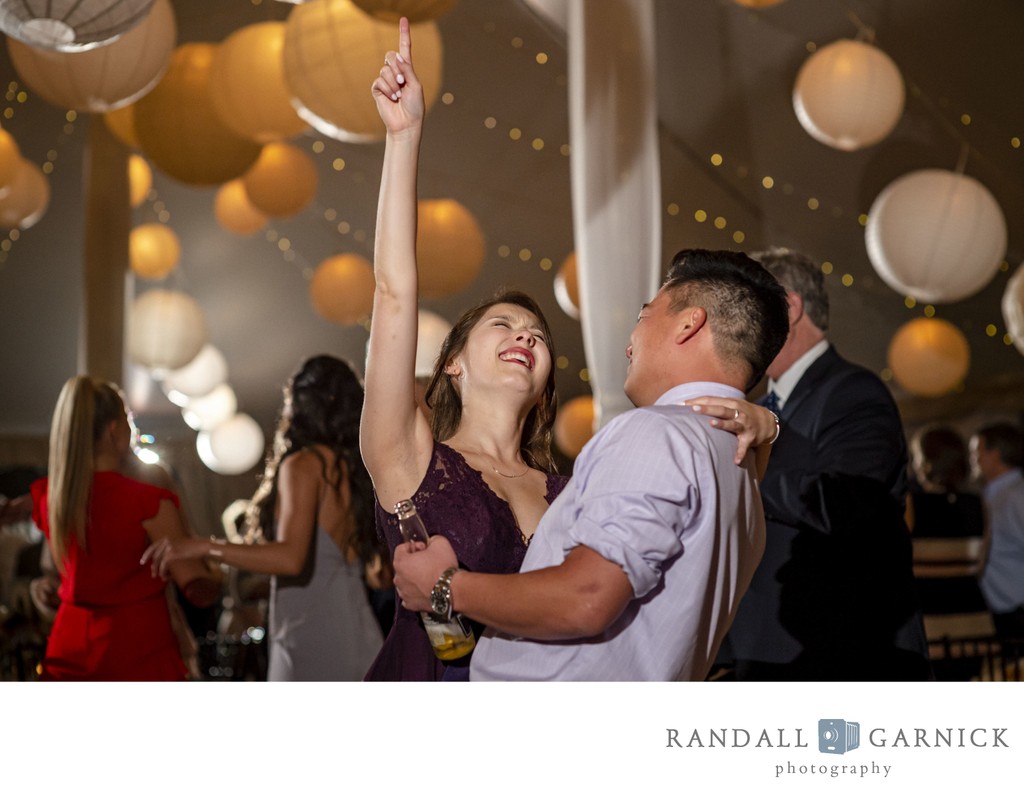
[143,355,385,681]
[30,376,220,680]
[363,19,778,681]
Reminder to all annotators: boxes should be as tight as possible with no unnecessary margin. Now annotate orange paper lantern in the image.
[0,158,50,230]
[282,0,444,143]
[241,142,318,219]
[5,0,175,113]
[553,251,580,320]
[888,317,970,397]
[214,179,268,236]
[128,154,152,207]
[0,128,22,189]
[309,253,376,325]
[104,104,141,150]
[129,223,180,279]
[554,395,595,459]
[415,198,485,298]
[134,43,263,186]
[208,21,307,143]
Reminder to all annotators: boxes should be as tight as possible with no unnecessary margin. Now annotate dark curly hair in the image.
[246,355,377,564]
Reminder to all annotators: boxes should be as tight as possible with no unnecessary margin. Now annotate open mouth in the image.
[499,348,535,370]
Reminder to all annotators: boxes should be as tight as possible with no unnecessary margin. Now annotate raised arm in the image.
[361,16,435,511]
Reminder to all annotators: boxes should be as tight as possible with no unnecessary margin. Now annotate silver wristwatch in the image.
[429,566,459,623]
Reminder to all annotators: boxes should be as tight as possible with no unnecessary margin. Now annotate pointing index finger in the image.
[398,16,411,62]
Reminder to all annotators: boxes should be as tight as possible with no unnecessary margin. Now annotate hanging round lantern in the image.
[554,395,595,459]
[128,154,152,207]
[866,169,1007,303]
[127,288,207,371]
[734,0,786,7]
[161,344,229,404]
[241,142,318,219]
[0,158,50,229]
[553,251,580,320]
[887,317,970,398]
[1002,263,1024,358]
[282,0,444,143]
[207,21,307,143]
[415,309,452,377]
[182,382,237,431]
[350,0,458,23]
[197,413,265,475]
[214,179,268,236]
[5,0,175,113]
[0,128,22,189]
[128,222,180,279]
[134,43,263,186]
[0,0,157,53]
[416,198,485,298]
[793,39,904,151]
[309,253,376,325]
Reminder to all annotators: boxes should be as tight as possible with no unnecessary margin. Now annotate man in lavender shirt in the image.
[393,249,789,680]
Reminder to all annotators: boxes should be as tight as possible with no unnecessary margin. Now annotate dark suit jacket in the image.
[724,346,930,680]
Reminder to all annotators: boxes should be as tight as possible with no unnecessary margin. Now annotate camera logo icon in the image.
[819,719,860,755]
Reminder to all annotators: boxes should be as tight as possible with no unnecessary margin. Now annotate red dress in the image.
[31,471,188,681]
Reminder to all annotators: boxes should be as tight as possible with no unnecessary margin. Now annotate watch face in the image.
[431,583,449,620]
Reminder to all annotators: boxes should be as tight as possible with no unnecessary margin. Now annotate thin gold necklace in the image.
[490,462,529,479]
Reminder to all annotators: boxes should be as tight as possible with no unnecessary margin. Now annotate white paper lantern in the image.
[182,383,237,432]
[161,344,228,404]
[0,0,156,52]
[197,413,265,475]
[5,0,175,112]
[866,169,1007,303]
[127,288,207,371]
[793,39,904,151]
[415,309,452,378]
[1002,262,1024,357]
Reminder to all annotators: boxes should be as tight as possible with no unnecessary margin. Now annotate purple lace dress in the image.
[363,441,569,681]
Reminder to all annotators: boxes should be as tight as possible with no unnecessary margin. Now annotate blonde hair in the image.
[47,376,125,571]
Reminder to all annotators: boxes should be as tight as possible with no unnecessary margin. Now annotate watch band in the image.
[430,566,459,623]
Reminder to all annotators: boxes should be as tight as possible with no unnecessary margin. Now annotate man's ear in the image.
[786,290,804,326]
[675,306,708,344]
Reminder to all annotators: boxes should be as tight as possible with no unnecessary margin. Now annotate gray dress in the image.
[267,524,383,681]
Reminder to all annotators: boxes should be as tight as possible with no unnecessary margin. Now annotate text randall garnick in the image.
[666,728,1009,748]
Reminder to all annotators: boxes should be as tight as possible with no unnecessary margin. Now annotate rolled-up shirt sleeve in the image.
[562,409,699,599]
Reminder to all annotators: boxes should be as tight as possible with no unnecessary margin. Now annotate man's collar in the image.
[769,340,829,403]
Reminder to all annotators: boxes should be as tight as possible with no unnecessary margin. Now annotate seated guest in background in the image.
[31,376,220,681]
[144,356,385,681]
[970,421,1024,640]
[720,247,930,681]
[393,248,790,681]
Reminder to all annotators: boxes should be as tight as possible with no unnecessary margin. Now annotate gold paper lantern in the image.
[554,395,595,459]
[553,251,580,320]
[0,158,50,229]
[207,22,307,143]
[104,104,140,149]
[214,179,268,236]
[127,288,207,371]
[5,0,175,113]
[887,317,970,398]
[415,198,485,298]
[129,223,180,279]
[128,154,152,207]
[282,0,444,143]
[309,253,376,325]
[134,43,263,186]
[734,0,786,7]
[0,128,22,189]
[241,142,318,219]
[351,0,458,23]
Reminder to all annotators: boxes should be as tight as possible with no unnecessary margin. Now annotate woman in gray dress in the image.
[144,355,385,680]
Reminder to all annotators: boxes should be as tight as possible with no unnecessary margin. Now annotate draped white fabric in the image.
[567,0,662,428]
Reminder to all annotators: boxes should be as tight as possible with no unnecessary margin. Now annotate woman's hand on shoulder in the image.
[372,17,424,136]
[685,396,780,465]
